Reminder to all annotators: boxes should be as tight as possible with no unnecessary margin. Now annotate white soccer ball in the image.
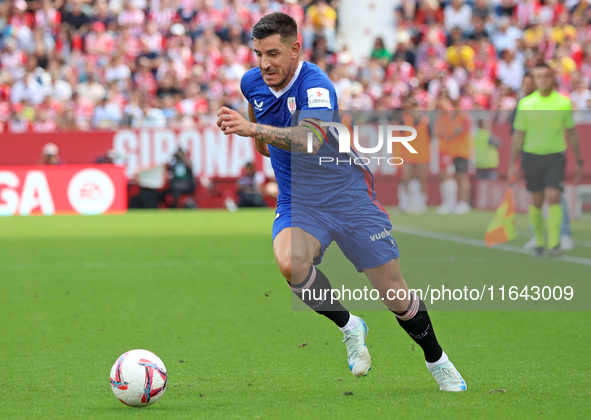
[110,349,168,407]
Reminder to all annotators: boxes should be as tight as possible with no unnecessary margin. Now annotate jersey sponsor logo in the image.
[306,88,331,108]
[254,99,264,111]
[369,227,393,242]
[287,97,296,114]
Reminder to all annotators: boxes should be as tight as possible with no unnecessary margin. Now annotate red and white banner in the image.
[0,125,588,179]
[0,125,589,210]
[0,165,127,216]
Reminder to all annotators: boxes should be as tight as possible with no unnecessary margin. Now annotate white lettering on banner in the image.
[179,130,201,175]
[0,171,19,216]
[18,171,55,215]
[230,136,255,177]
[205,129,229,177]
[113,129,138,177]
[68,169,115,215]
[153,130,176,166]
[112,129,264,178]
[140,130,151,170]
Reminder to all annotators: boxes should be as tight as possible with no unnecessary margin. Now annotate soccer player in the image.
[434,100,472,214]
[216,12,466,391]
[399,98,431,214]
[509,63,584,257]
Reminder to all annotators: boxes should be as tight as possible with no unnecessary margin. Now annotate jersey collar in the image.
[268,61,303,98]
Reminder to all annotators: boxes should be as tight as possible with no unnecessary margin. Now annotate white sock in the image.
[398,183,408,211]
[338,314,359,333]
[420,193,428,211]
[444,179,458,208]
[439,182,446,207]
[426,351,449,370]
[409,179,420,210]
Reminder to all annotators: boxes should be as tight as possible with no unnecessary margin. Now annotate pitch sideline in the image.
[392,225,591,267]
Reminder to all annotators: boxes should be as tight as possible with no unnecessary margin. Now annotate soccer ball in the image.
[110,349,168,407]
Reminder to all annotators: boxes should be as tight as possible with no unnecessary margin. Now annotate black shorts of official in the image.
[453,157,469,173]
[521,151,565,192]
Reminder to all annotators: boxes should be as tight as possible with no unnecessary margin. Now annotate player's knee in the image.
[276,257,293,282]
[545,188,561,205]
[277,252,311,284]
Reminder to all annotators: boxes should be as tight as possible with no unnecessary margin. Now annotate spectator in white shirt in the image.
[497,49,524,91]
[444,0,472,33]
[77,74,107,105]
[105,54,132,91]
[92,95,122,128]
[570,76,591,123]
[11,70,44,105]
[51,77,73,102]
[428,70,460,101]
[570,77,591,110]
[491,16,522,54]
[140,102,166,128]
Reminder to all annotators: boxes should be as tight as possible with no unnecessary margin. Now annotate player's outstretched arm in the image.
[217,106,324,154]
[247,104,270,157]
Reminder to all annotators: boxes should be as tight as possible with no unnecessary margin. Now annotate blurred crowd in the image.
[0,0,317,132]
[1,0,590,133]
[357,0,591,115]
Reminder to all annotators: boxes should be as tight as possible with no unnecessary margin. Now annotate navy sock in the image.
[290,266,350,328]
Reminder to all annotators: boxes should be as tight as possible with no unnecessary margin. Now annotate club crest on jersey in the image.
[254,99,264,111]
[287,97,296,114]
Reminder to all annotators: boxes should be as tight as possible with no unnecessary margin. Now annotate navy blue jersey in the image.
[240,61,370,208]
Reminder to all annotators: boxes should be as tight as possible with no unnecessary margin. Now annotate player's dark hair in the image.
[252,12,297,43]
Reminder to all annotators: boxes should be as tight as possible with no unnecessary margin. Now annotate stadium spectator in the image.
[63,0,91,34]
[304,0,337,52]
[92,95,122,129]
[0,0,586,132]
[11,69,44,105]
[443,0,472,33]
[38,143,63,165]
[236,161,267,208]
[96,149,117,164]
[497,49,525,92]
[161,147,196,209]
[446,27,476,71]
[571,75,591,112]
[370,37,392,66]
[491,16,522,53]
[77,74,106,106]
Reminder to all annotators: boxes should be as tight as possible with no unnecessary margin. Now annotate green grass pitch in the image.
[1,209,590,419]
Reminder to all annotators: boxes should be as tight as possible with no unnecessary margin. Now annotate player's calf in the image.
[290,265,350,326]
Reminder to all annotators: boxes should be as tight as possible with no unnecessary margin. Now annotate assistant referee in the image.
[509,63,584,257]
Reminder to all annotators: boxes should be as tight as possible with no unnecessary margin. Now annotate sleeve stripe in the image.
[306,120,327,143]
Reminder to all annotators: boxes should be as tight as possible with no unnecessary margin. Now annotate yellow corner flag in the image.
[485,188,516,247]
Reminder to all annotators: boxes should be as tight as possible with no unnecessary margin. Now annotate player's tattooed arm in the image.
[216,106,323,154]
[247,104,270,157]
[253,118,324,154]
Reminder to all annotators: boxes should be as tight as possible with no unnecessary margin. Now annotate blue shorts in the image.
[272,195,399,272]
